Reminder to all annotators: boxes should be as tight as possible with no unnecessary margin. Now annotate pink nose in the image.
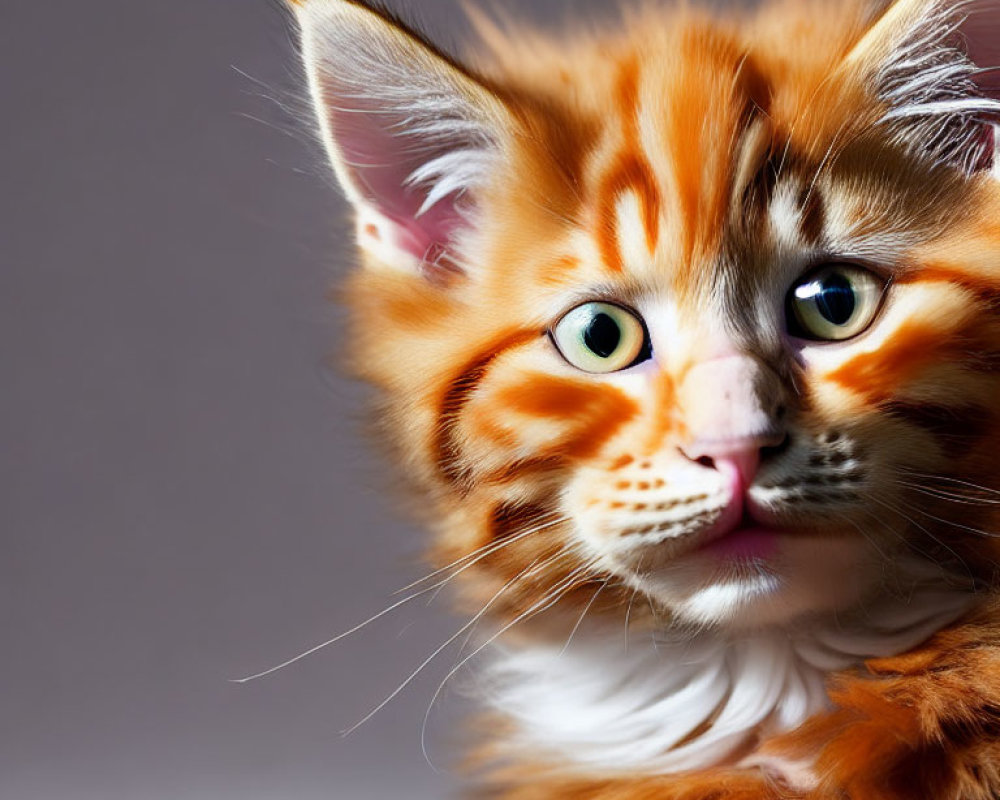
[681,434,787,491]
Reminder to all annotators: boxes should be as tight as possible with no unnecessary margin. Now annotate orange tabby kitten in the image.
[290,0,1000,796]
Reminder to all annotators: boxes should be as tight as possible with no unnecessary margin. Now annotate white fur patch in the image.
[614,190,655,274]
[768,183,804,249]
[408,149,496,217]
[477,562,974,780]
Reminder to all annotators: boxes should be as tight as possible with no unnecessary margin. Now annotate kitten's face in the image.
[297,0,1000,630]
[446,126,991,628]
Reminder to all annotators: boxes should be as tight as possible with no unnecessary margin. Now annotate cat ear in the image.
[963,1,1000,98]
[846,0,1000,173]
[293,0,514,281]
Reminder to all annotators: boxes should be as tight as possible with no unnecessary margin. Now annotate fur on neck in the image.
[476,564,976,777]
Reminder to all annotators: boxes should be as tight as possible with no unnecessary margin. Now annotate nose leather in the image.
[678,354,786,485]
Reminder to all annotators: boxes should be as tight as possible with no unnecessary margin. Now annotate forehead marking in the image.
[596,58,662,275]
[615,191,656,274]
[768,178,827,252]
[798,184,826,247]
[769,183,805,250]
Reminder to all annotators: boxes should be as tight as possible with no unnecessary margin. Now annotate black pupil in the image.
[814,273,856,325]
[584,312,622,358]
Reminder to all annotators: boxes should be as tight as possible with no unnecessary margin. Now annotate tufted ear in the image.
[845,0,1000,173]
[964,1,1000,99]
[293,0,515,281]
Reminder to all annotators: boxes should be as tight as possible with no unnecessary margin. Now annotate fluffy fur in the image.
[480,566,971,777]
[290,0,1000,796]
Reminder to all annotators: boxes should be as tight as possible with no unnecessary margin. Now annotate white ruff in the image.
[478,580,975,776]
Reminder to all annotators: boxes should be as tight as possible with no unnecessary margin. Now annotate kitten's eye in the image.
[552,302,650,374]
[787,265,886,341]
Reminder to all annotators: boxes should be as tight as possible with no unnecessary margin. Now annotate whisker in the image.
[849,503,962,597]
[850,506,914,591]
[419,556,601,764]
[900,471,1000,497]
[423,515,569,605]
[448,546,574,666]
[559,577,610,658]
[624,556,644,653]
[395,512,567,595]
[867,494,977,585]
[842,511,893,562]
[776,67,842,180]
[901,483,1000,507]
[230,516,563,683]
[230,575,460,684]
[344,549,579,737]
[904,503,1000,539]
[419,548,574,772]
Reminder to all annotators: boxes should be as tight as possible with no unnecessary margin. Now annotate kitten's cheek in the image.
[562,462,731,569]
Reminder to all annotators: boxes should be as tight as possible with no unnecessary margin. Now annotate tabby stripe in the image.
[496,373,641,460]
[881,401,991,459]
[435,329,541,486]
[489,501,552,543]
[895,267,1000,306]
[597,156,662,273]
[797,184,826,247]
[596,58,661,274]
[828,321,960,401]
[482,456,565,487]
[741,151,779,226]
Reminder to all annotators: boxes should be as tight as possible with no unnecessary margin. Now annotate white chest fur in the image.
[478,582,973,776]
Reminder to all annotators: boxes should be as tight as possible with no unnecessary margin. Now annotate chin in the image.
[637,532,883,630]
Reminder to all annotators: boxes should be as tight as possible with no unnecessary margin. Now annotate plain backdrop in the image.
[0,1,626,799]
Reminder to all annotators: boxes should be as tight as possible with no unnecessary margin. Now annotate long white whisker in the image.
[900,483,1000,507]
[420,548,574,772]
[444,547,573,679]
[853,504,963,596]
[230,577,459,684]
[419,557,600,764]
[867,494,977,585]
[395,512,567,595]
[904,503,999,539]
[342,551,578,737]
[900,471,1000,497]
[232,515,572,683]
[559,578,610,658]
[624,556,644,653]
[423,516,568,606]
[842,512,893,562]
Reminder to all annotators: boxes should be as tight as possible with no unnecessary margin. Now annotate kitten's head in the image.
[295,0,1000,630]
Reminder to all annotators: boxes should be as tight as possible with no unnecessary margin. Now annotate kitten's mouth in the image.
[689,482,784,562]
[696,512,781,562]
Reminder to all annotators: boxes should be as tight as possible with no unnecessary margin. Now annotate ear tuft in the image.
[294,0,513,281]
[849,0,1000,173]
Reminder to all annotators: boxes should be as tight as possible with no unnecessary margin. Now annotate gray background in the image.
[0,1,620,799]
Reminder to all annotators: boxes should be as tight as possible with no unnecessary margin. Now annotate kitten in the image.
[290,0,1000,796]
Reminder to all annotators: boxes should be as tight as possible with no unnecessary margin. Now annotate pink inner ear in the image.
[322,85,472,278]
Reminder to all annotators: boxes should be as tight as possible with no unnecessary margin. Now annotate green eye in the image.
[787,265,886,341]
[552,302,650,373]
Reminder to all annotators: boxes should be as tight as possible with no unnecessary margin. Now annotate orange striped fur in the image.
[293,0,1000,796]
